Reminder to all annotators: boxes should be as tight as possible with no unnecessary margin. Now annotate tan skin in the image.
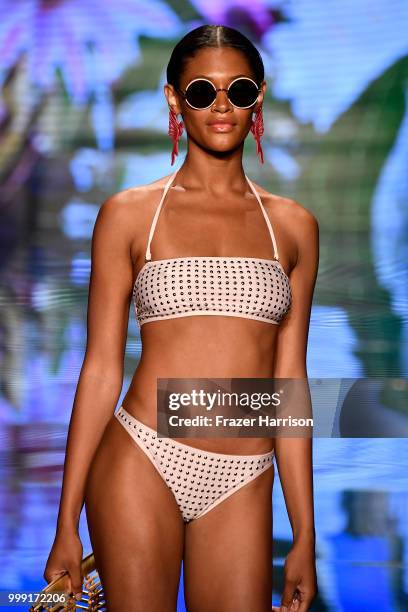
[43,47,318,611]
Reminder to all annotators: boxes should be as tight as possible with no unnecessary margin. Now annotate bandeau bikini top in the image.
[133,168,292,327]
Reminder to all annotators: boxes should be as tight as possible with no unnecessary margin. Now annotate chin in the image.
[205,137,241,149]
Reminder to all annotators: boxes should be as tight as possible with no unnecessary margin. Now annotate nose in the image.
[213,88,231,111]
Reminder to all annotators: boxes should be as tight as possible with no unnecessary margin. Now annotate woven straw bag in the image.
[29,553,105,611]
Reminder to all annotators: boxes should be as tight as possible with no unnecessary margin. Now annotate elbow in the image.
[80,355,124,391]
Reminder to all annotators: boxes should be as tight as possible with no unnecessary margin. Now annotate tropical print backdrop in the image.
[0,1,407,610]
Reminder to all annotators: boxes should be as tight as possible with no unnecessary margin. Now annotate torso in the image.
[121,171,297,454]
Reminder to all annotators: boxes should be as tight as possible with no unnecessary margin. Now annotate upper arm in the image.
[83,192,136,379]
[273,206,319,378]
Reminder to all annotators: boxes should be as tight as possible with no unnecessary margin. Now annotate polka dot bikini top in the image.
[133,168,292,327]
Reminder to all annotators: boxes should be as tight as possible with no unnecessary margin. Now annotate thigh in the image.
[84,414,184,612]
[183,463,274,612]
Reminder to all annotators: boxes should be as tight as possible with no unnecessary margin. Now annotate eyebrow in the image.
[190,74,251,80]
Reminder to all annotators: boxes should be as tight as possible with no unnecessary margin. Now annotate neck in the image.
[174,147,249,196]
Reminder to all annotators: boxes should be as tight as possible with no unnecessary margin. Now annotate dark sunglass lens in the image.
[229,79,259,107]
[185,80,215,108]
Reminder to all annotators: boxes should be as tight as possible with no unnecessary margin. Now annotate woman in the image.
[44,24,318,611]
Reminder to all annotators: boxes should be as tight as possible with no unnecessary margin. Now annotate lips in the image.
[207,121,236,127]
[207,122,236,132]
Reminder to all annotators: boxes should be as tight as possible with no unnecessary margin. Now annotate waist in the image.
[124,353,276,455]
[139,320,277,371]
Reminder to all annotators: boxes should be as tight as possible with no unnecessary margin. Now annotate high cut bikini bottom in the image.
[115,405,275,523]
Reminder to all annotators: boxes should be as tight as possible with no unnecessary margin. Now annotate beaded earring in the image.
[250,106,265,164]
[168,108,184,165]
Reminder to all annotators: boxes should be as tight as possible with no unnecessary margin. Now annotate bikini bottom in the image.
[115,405,274,523]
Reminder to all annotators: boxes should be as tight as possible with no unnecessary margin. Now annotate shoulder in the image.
[256,182,316,222]
[255,183,318,238]
[92,174,174,262]
[94,174,173,235]
[253,182,319,269]
[99,174,172,217]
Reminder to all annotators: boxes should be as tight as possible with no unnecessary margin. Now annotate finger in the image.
[291,598,301,611]
[44,571,71,596]
[297,598,314,612]
[286,597,300,612]
[66,565,83,600]
[280,580,298,611]
[44,568,66,583]
[287,597,299,612]
[45,569,70,594]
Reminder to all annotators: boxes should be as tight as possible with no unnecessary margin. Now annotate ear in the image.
[164,83,183,116]
[255,79,267,112]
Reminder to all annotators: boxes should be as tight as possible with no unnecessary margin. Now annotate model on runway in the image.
[44,24,318,612]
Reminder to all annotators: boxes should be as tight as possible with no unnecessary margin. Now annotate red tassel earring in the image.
[168,108,184,165]
[250,106,265,164]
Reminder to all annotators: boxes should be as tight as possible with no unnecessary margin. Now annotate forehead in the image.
[181,47,254,84]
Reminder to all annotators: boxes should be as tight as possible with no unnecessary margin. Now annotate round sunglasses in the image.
[177,76,261,110]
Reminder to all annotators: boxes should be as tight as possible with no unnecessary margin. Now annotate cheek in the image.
[182,111,206,127]
[240,111,255,131]
[240,112,255,132]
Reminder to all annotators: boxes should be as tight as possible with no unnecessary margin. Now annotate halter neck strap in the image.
[244,174,279,261]
[145,168,279,262]
[145,168,180,261]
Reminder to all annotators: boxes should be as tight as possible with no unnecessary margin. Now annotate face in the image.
[164,47,266,156]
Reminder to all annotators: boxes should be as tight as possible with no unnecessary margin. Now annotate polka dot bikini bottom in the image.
[115,406,275,523]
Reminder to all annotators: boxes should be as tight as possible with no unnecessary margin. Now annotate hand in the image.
[278,538,317,611]
[43,526,84,601]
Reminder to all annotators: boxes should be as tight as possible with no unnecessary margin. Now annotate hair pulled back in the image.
[166,24,264,91]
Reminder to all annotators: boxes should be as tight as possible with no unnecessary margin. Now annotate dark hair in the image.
[166,24,264,91]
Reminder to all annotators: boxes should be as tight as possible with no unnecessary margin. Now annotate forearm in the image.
[273,374,315,543]
[274,435,315,543]
[56,363,123,531]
